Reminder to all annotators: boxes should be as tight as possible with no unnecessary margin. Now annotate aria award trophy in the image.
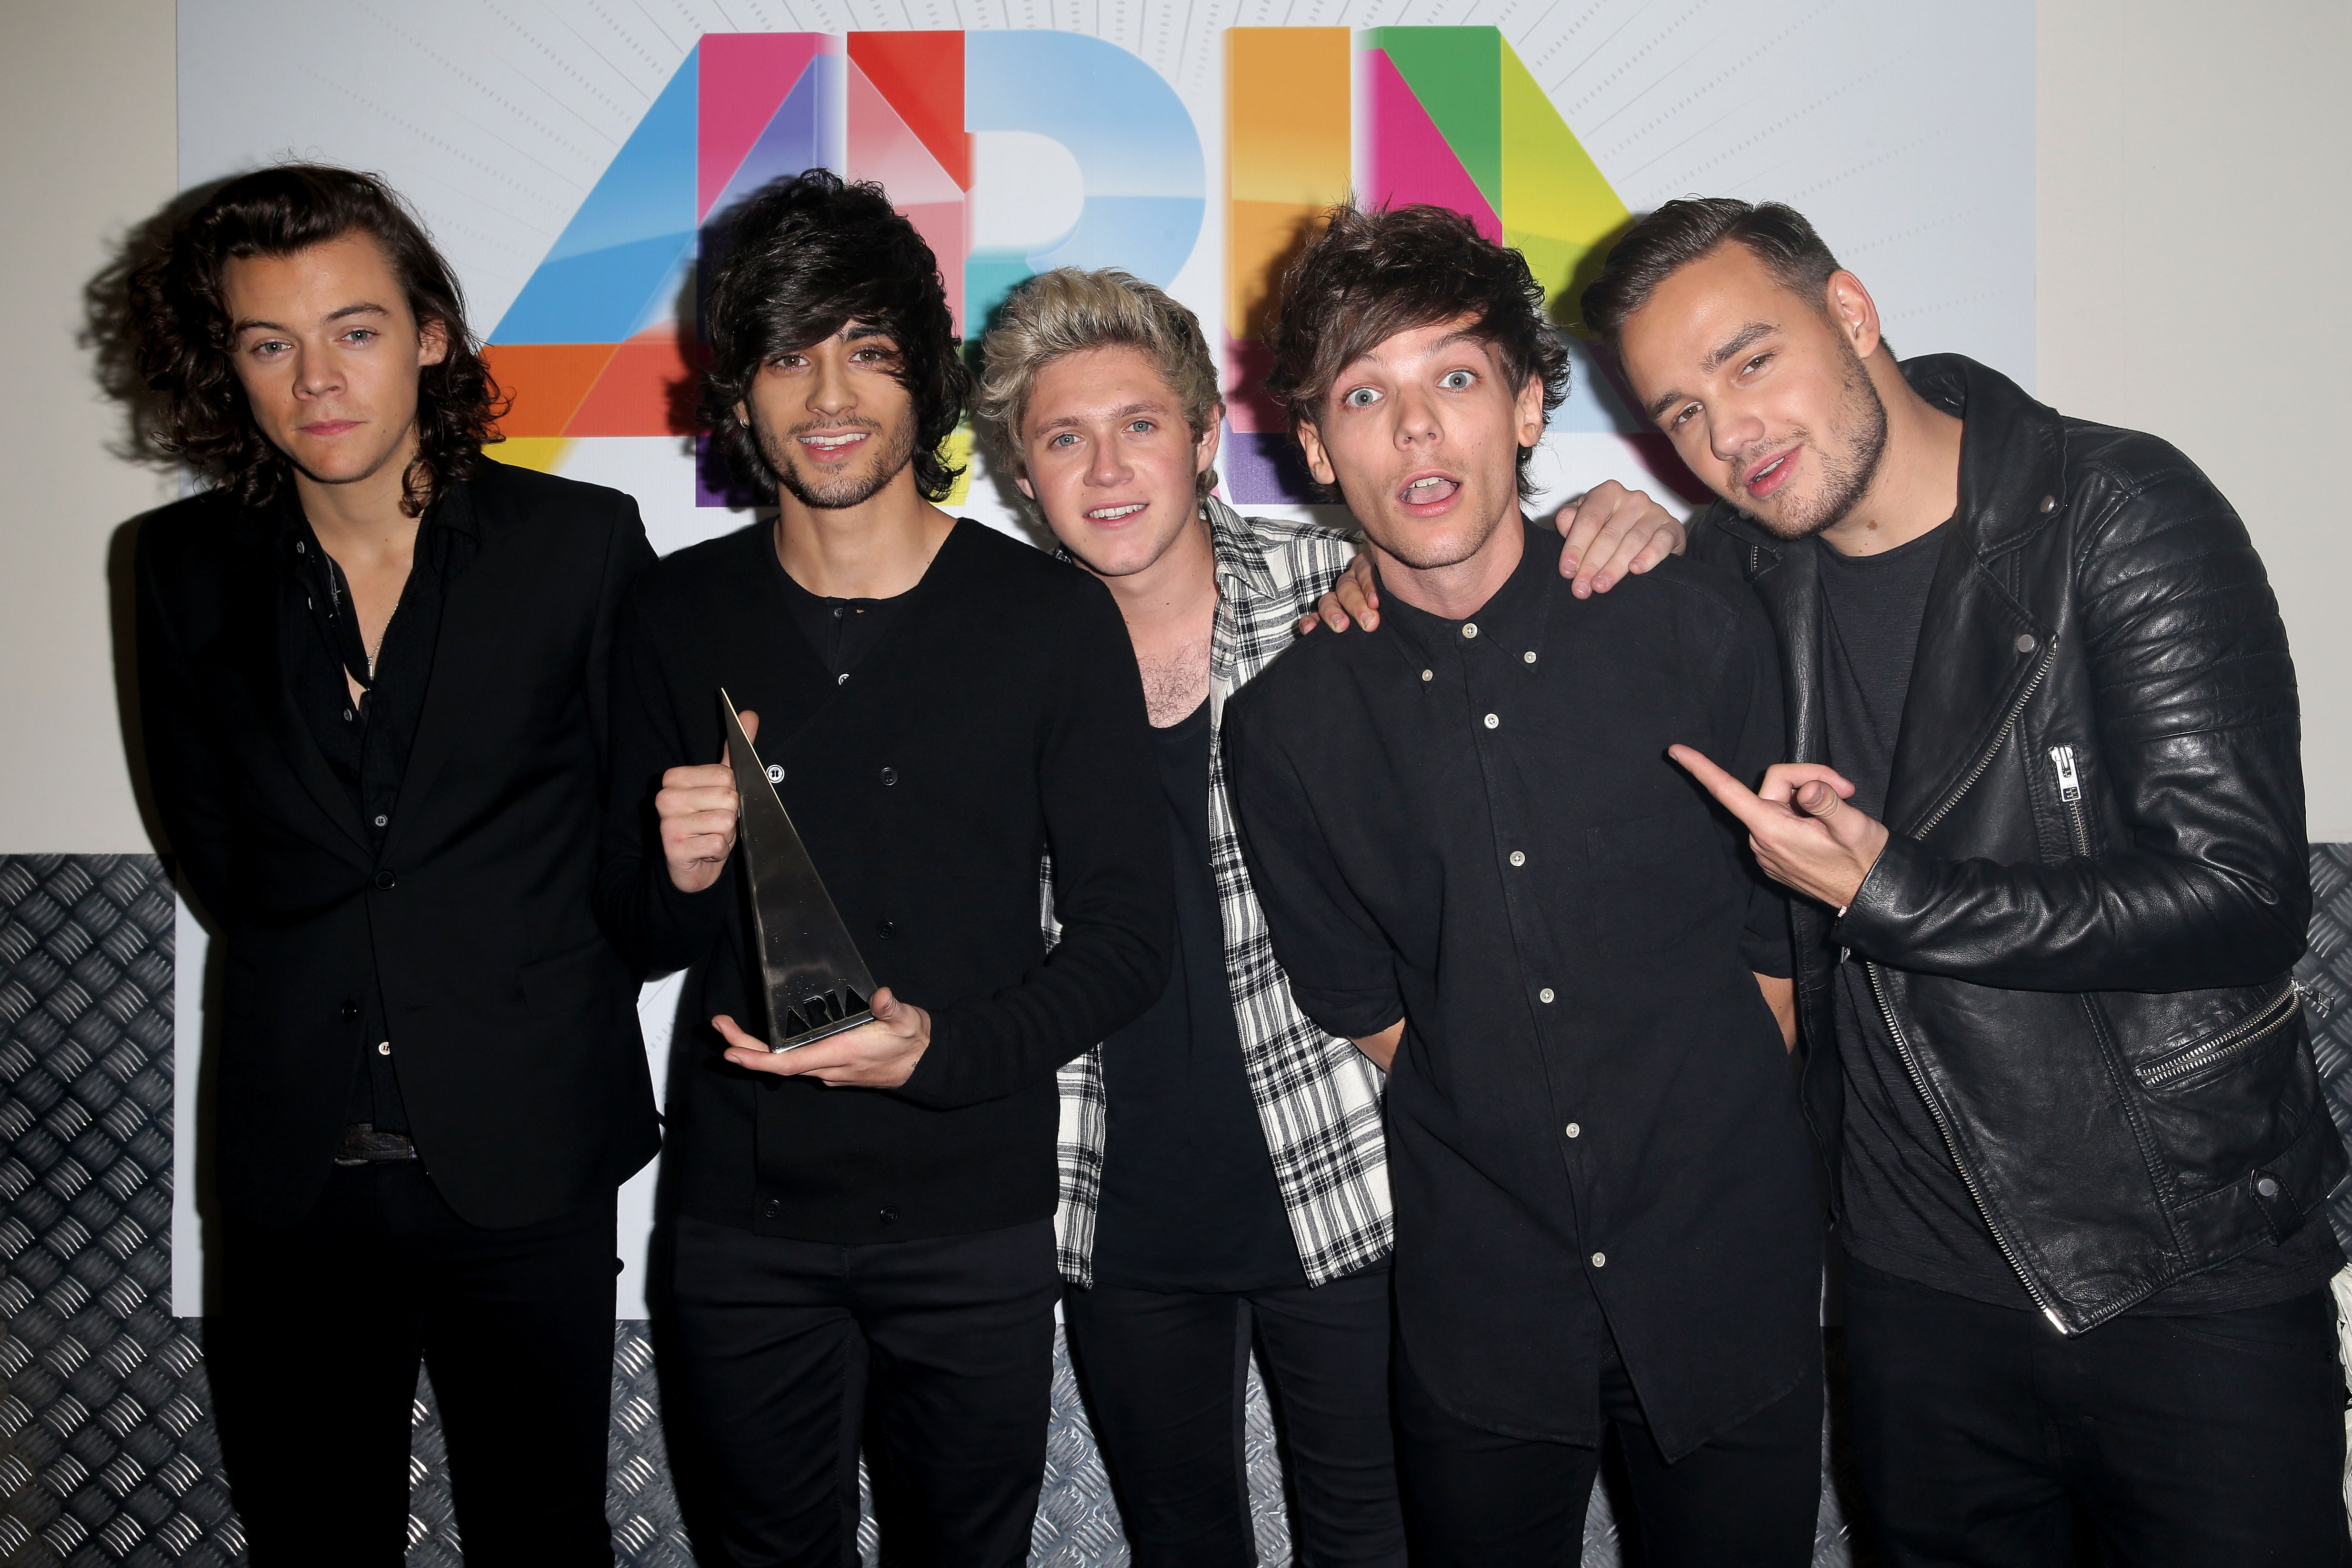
[720,689,877,1051]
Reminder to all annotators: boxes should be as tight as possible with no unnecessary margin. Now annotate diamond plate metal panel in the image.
[37,849,2352,1563]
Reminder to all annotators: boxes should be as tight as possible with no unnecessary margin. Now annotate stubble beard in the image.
[759,414,920,510]
[1749,343,1890,542]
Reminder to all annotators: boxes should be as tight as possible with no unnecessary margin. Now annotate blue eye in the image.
[1343,387,1381,408]
[1440,370,1473,390]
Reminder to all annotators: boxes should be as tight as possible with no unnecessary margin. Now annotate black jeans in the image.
[1393,1336,1822,1568]
[208,1162,620,1567]
[1843,1257,2351,1567]
[663,1213,1061,1568]
[1061,1269,1405,1568]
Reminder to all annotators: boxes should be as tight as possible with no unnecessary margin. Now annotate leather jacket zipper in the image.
[1865,960,2072,1333]
[2048,744,2090,856]
[2137,981,2301,1089]
[1914,636,2058,839]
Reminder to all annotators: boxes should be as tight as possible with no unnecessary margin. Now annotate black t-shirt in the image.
[1820,525,2342,1313]
[770,542,913,681]
[1091,697,1304,1293]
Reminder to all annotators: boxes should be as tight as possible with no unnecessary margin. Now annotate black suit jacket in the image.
[136,460,662,1229]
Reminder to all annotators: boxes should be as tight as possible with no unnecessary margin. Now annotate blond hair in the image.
[976,268,1222,502]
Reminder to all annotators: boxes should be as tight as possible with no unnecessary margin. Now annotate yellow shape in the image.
[941,422,973,508]
[1499,41,1631,323]
[486,437,575,473]
[1227,29,1350,337]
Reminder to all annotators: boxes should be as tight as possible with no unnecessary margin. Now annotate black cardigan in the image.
[596,519,1173,1242]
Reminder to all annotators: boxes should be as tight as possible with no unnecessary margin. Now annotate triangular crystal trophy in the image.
[721,689,877,1051]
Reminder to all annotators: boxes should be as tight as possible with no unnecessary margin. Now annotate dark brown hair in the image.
[127,164,501,517]
[1580,198,1848,349]
[699,170,969,503]
[1262,203,1569,500]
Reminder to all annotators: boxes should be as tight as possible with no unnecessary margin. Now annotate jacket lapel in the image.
[390,480,520,847]
[222,516,376,861]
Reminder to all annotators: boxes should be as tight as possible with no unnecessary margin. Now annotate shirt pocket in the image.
[1583,807,1717,957]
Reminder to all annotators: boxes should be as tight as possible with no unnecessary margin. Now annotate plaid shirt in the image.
[1047,497,1393,1288]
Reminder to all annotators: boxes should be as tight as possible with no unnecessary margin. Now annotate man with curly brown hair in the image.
[1221,204,1824,1567]
[130,164,659,1566]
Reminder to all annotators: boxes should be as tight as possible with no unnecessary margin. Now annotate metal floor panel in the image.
[18,849,2352,1564]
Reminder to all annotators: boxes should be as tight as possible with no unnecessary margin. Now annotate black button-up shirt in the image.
[1224,522,1819,1457]
[276,486,479,1132]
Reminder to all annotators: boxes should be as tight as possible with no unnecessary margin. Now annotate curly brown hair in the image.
[127,164,502,517]
[1263,203,1569,501]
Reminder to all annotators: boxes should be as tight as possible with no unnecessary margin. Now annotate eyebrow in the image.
[1033,400,1167,434]
[230,301,391,336]
[1642,320,1781,421]
[840,322,895,344]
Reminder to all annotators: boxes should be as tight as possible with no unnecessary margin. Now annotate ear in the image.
[1823,270,1884,360]
[1293,417,1337,489]
[417,313,450,369]
[1195,402,1225,477]
[1013,472,1035,501]
[1513,373,1546,449]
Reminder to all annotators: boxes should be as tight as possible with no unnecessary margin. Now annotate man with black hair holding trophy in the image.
[595,170,1173,1567]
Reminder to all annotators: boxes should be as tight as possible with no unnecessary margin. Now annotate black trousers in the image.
[663,1213,1061,1568]
[1393,1336,1822,1568]
[1061,1269,1405,1568]
[208,1162,620,1567]
[1843,1258,2351,1567]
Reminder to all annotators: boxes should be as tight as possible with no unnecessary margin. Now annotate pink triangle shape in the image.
[1361,48,1501,241]
[700,34,827,222]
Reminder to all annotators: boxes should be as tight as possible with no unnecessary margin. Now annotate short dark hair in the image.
[1580,198,1845,348]
[1263,204,1569,501]
[127,164,501,518]
[699,170,969,503]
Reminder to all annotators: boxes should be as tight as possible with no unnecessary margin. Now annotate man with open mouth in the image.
[594,171,1173,1567]
[1221,203,1824,1568]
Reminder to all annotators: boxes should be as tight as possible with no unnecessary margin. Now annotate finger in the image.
[661,764,736,792]
[1297,611,1324,635]
[1666,743,1780,834]
[1310,594,1351,633]
[1795,779,1842,818]
[1556,482,1616,570]
[713,1013,794,1075]
[741,710,759,743]
[1754,763,1857,808]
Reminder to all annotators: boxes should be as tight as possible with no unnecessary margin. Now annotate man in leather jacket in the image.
[1584,198,2349,1565]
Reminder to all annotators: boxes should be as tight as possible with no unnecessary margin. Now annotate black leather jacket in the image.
[1690,354,2343,1334]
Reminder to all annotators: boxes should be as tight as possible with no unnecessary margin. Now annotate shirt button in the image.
[763,1198,781,1219]
[877,920,898,939]
[1522,650,1536,664]
[881,767,898,786]
[1421,669,1433,682]
[832,605,845,618]
[1483,714,1499,729]
[372,870,396,890]
[1565,1122,1581,1139]
[1538,988,1555,1004]
[2015,634,2036,653]
[836,672,849,685]
[343,709,356,722]
[2256,1176,2282,1198]
[1509,850,1526,867]
[340,999,360,1022]
[373,814,388,828]
[1461,623,1478,639]
[879,1207,900,1224]
[766,763,785,784]
[294,540,307,554]
[376,1041,392,1057]
[1591,1251,1607,1268]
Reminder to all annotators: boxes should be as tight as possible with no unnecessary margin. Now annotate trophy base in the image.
[772,1002,875,1053]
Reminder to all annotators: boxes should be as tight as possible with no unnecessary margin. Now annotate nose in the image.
[293,342,342,401]
[1085,426,1132,488]
[1393,384,1441,448]
[808,354,855,418]
[1707,395,1765,468]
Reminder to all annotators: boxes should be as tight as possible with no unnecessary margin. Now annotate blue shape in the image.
[964,30,1205,298]
[494,45,701,344]
[1546,335,1643,434]
[705,53,843,222]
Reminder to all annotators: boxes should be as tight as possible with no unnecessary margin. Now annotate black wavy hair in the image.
[126,163,501,518]
[1263,202,1570,501]
[698,170,970,502]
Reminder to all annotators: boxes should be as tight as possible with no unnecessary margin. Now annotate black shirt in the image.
[1225,523,1819,1458]
[770,540,913,682]
[1818,527,2342,1312]
[597,519,1173,1244]
[1091,697,1304,1293]
[277,488,480,1134]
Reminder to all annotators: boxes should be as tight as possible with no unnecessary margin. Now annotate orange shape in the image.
[484,344,617,438]
[566,337,702,437]
[847,32,970,190]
